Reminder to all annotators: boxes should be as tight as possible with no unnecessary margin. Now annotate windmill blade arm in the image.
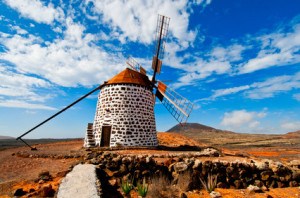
[126,56,147,75]
[157,89,188,117]
[156,81,193,124]
[151,15,170,83]
[16,85,101,140]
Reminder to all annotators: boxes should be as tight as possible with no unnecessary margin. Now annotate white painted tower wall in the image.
[91,84,157,147]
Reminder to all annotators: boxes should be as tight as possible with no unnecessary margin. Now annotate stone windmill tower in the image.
[84,15,193,148]
[86,67,157,147]
[16,15,193,150]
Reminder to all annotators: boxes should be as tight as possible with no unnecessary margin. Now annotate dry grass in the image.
[157,132,206,147]
[177,171,191,192]
[147,175,179,198]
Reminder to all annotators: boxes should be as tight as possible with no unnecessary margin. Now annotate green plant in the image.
[137,178,149,197]
[121,177,133,195]
[199,173,218,193]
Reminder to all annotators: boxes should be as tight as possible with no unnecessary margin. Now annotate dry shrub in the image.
[176,171,191,192]
[147,175,179,198]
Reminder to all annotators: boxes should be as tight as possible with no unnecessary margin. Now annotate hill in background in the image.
[167,123,300,149]
[0,135,14,140]
[167,122,218,132]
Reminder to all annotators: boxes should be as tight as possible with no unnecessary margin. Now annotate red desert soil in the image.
[0,133,299,197]
[0,140,83,196]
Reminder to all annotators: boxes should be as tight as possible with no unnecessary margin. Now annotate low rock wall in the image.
[85,151,300,193]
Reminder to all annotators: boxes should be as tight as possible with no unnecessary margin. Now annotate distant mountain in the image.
[285,130,300,137]
[167,122,235,135]
[167,123,217,132]
[0,135,14,139]
[166,123,300,149]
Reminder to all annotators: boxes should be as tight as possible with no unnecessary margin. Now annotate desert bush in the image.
[147,175,179,198]
[199,172,218,193]
[176,171,191,192]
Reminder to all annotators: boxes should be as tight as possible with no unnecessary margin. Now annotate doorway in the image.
[100,126,111,147]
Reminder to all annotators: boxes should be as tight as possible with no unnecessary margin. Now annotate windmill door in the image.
[100,126,111,147]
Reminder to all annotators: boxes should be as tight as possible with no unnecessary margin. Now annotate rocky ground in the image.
[0,140,83,197]
[0,133,299,197]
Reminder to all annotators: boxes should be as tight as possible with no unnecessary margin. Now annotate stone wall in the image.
[89,84,157,147]
[84,151,300,194]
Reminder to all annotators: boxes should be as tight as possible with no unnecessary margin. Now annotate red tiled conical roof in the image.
[104,68,152,88]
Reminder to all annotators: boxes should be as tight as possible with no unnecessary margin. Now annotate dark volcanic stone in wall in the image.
[88,152,300,194]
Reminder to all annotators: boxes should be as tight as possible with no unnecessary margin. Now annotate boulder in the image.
[174,162,188,173]
[14,188,27,196]
[261,170,273,181]
[108,179,118,187]
[289,181,298,187]
[56,171,69,178]
[254,180,264,188]
[292,170,300,180]
[38,170,52,181]
[277,181,286,188]
[289,160,300,169]
[192,159,202,169]
[254,160,269,170]
[39,184,55,197]
[180,192,188,198]
[113,164,128,177]
[234,180,243,189]
[210,191,221,198]
[247,185,261,193]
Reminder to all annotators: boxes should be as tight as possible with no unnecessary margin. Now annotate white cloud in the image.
[221,110,255,127]
[211,85,251,99]
[172,20,300,89]
[3,0,64,24]
[80,0,219,89]
[245,73,300,99]
[0,65,51,101]
[11,25,28,35]
[84,0,207,44]
[0,99,56,110]
[281,121,300,131]
[221,109,267,132]
[0,64,56,109]
[208,72,300,100]
[293,93,300,101]
[169,43,245,88]
[240,24,300,74]
[210,44,245,62]
[0,18,125,87]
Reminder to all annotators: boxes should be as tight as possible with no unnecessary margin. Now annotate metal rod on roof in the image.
[16,85,101,142]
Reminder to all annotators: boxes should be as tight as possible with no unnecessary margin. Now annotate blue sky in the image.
[0,0,300,138]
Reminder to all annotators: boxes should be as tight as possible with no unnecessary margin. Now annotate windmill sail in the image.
[126,56,141,71]
[156,81,193,124]
[152,15,170,83]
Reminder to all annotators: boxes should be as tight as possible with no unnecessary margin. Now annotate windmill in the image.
[17,15,193,149]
